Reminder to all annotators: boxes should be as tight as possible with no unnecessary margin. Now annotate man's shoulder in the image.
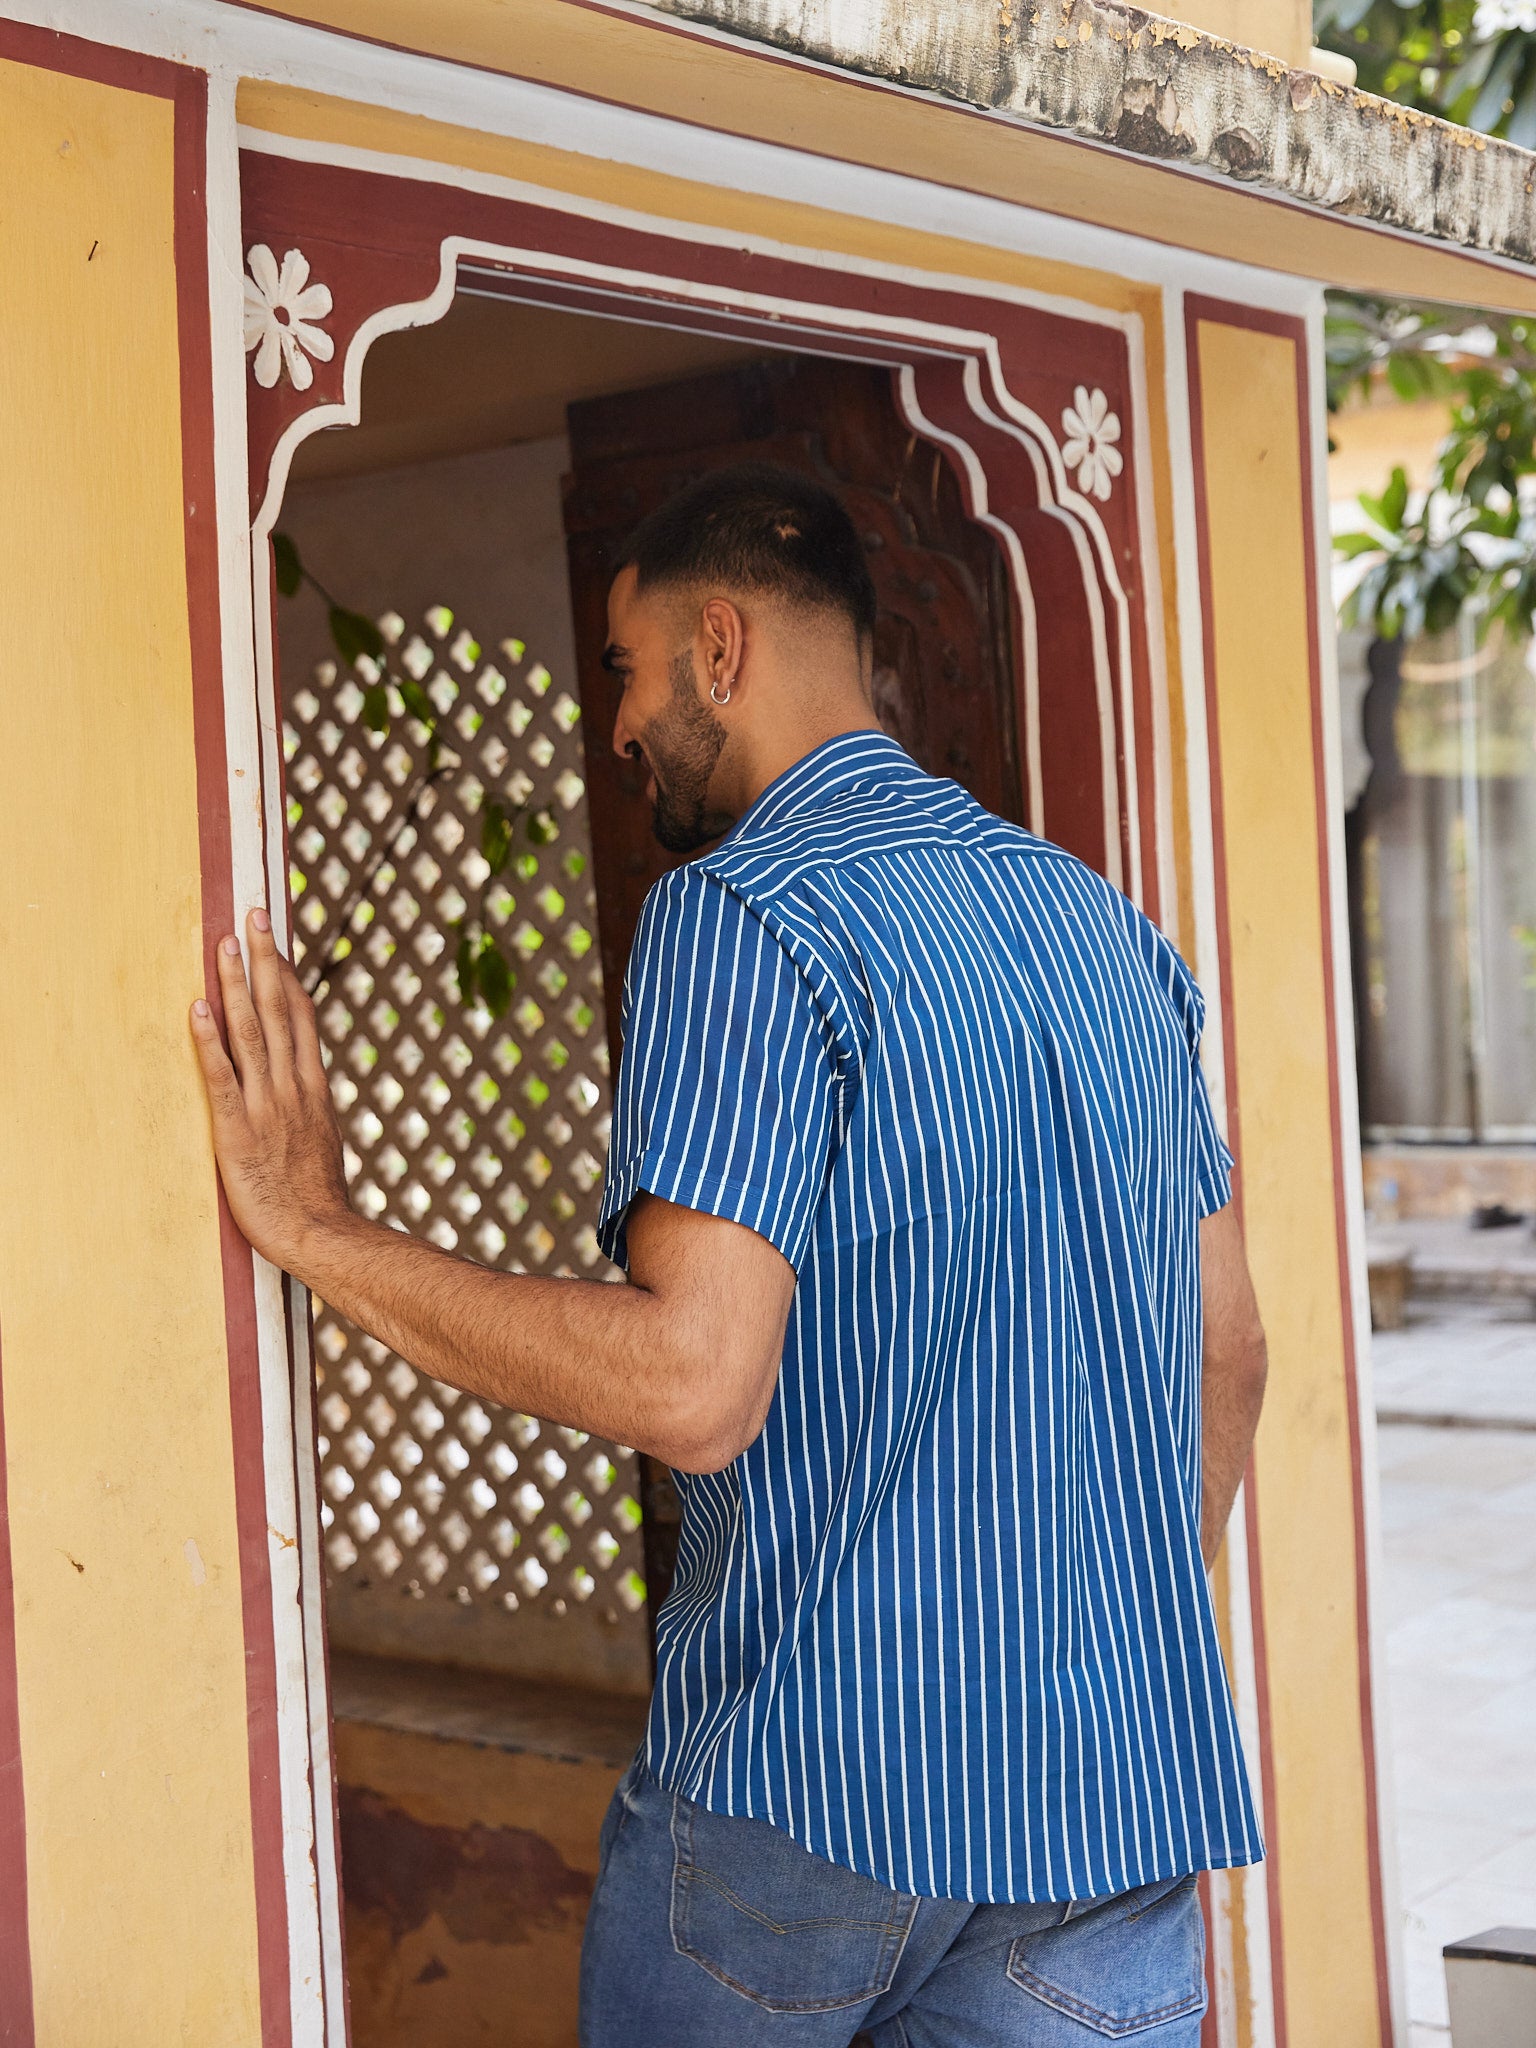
[700,774,1065,898]
[629,857,804,971]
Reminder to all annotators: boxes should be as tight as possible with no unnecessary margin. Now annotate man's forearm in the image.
[293,1212,701,1464]
[1197,1205,1269,1565]
[1199,1354,1266,1565]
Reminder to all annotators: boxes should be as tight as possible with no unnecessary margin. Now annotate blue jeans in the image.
[580,1762,1208,2045]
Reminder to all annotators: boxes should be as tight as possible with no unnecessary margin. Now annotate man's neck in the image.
[731,712,886,817]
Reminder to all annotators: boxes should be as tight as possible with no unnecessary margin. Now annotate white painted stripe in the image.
[203,70,337,2046]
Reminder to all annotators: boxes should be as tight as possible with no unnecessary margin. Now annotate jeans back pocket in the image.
[670,1793,916,2014]
[1006,1872,1206,2038]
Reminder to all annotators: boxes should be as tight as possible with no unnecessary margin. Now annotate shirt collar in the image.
[723,729,924,844]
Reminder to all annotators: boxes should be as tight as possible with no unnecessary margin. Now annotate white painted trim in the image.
[12,0,1319,315]
[1214,1493,1281,2048]
[246,221,1144,886]
[203,70,339,2047]
[1161,294,1225,1090]
[964,353,1133,899]
[286,1267,348,2043]
[1125,311,1180,940]
[1302,298,1406,2048]
[894,364,1045,835]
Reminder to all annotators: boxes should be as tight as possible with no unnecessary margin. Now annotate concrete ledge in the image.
[330,1650,648,1770]
[1445,1926,1536,2047]
[645,0,1536,267]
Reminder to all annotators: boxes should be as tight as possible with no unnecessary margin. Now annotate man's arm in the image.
[1198,1203,1269,1566]
[190,911,795,1474]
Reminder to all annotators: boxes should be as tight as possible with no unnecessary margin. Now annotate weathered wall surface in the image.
[644,0,1536,269]
[336,1718,623,2048]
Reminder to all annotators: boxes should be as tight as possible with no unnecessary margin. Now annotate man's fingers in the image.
[189,997,251,1130]
[246,908,295,1084]
[278,954,330,1095]
[216,932,270,1087]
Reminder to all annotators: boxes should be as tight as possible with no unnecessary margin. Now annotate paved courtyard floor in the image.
[1370,1298,1536,2044]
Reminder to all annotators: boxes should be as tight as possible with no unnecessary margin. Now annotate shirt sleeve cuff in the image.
[1194,1141,1235,1218]
[598,1146,813,1272]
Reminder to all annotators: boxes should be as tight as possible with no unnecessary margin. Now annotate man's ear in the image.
[699,596,746,698]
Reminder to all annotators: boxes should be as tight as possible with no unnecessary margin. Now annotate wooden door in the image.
[561,353,1023,1636]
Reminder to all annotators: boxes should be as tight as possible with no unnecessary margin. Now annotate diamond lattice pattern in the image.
[284,604,647,1634]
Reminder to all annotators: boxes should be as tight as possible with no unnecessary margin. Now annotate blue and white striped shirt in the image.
[598,730,1261,1904]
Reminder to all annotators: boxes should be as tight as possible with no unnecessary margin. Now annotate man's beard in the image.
[640,650,733,853]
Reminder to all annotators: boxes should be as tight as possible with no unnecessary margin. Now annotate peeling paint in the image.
[643,0,1536,269]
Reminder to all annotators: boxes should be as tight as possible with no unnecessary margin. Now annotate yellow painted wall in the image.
[0,41,1389,2047]
[1195,315,1385,2046]
[0,56,264,2044]
[1172,0,1312,64]
[1329,393,1451,504]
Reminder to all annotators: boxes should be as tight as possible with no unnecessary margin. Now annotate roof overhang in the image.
[642,0,1536,293]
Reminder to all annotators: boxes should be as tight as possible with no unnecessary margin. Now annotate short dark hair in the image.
[614,461,878,641]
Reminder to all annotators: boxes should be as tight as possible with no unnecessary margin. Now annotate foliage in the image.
[1314,0,1536,146]
[1336,465,1486,636]
[1329,295,1536,643]
[272,533,554,1017]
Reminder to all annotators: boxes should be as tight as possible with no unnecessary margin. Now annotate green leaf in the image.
[1505,57,1536,149]
[526,808,559,846]
[1380,465,1410,533]
[1334,531,1386,559]
[477,943,514,1018]
[272,531,303,598]
[329,605,386,664]
[398,678,435,729]
[361,683,390,733]
[454,929,477,1008]
[481,800,514,874]
[1469,31,1525,132]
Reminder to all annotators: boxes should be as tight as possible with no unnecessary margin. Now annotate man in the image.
[192,462,1268,2045]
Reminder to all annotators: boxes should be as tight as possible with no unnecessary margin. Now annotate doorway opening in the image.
[273,283,1024,2046]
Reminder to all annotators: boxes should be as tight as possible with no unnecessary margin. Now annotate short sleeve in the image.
[1148,924,1234,1219]
[1190,1057,1234,1218]
[598,867,840,1272]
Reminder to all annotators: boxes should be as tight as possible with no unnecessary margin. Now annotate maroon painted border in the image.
[1184,291,1393,2048]
[171,70,297,2048]
[1182,293,1290,2048]
[242,147,1156,905]
[0,20,295,2044]
[1278,300,1395,2048]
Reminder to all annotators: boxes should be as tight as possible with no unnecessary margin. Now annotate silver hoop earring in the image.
[710,675,733,706]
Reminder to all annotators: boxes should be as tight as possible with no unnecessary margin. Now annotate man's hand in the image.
[188,909,795,1471]
[190,908,353,1273]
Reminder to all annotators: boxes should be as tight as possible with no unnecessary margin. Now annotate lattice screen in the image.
[283,600,648,1673]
